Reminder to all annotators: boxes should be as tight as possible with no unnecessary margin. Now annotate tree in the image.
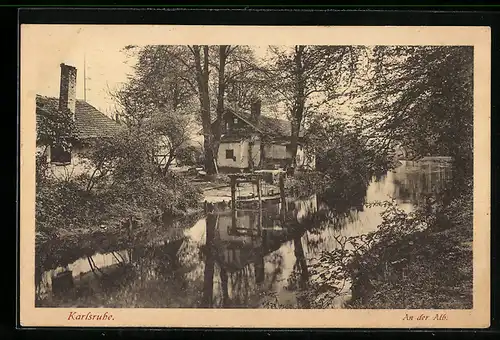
[354,46,473,177]
[119,45,197,118]
[118,45,263,175]
[175,144,204,167]
[113,47,199,173]
[148,113,195,174]
[305,113,389,212]
[190,45,264,174]
[264,45,364,170]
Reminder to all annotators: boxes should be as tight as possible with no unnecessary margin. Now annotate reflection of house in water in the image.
[36,225,190,304]
[202,194,318,307]
[213,195,318,266]
[36,250,131,301]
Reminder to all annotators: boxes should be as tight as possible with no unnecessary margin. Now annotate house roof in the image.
[36,95,121,139]
[223,108,304,139]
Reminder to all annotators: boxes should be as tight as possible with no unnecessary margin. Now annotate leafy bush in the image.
[284,171,328,198]
[175,144,204,167]
[35,125,202,241]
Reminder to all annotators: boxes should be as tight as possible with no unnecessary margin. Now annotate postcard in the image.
[19,24,491,328]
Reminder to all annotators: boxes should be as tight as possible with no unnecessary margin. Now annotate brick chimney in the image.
[59,63,77,120]
[250,97,261,121]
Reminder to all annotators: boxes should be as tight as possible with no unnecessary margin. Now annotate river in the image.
[35,159,453,308]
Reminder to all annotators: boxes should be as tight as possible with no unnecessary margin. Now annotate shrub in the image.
[175,144,204,167]
[284,171,328,198]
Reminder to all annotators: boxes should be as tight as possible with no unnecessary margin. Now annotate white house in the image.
[212,100,315,173]
[36,63,121,179]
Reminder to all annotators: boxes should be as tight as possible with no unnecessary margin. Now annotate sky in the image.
[29,29,135,117]
[26,25,270,117]
[32,44,272,118]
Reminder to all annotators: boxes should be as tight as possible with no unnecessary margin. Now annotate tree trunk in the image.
[289,119,301,172]
[202,213,216,307]
[288,46,306,171]
[210,45,230,174]
[214,46,228,142]
[162,152,175,176]
[193,45,217,175]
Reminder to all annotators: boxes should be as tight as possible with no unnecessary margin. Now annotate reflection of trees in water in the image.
[35,216,202,307]
[312,179,368,235]
[218,251,285,308]
[41,180,372,308]
[58,236,202,307]
[318,179,368,214]
[264,251,285,289]
[109,241,204,307]
[202,213,217,307]
[289,237,309,289]
[227,265,255,306]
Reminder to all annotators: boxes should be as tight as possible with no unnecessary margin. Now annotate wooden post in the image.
[230,176,237,210]
[213,158,219,174]
[256,178,263,233]
[279,172,286,208]
[256,178,262,210]
[279,172,287,223]
[230,203,237,236]
[248,137,254,172]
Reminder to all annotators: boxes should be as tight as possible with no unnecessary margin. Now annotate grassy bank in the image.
[347,191,473,309]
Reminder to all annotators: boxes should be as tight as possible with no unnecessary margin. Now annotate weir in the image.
[227,171,286,208]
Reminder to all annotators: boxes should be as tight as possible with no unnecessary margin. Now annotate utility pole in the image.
[83,53,87,102]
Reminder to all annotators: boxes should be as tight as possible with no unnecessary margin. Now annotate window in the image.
[226,149,235,160]
[233,118,238,124]
[50,144,71,165]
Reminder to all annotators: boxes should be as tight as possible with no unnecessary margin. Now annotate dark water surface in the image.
[36,160,453,308]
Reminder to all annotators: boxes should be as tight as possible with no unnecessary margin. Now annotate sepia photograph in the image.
[19,25,490,328]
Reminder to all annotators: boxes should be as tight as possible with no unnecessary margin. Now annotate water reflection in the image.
[391,160,453,204]
[36,160,453,308]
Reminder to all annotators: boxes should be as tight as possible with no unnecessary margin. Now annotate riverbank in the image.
[35,172,277,259]
[347,189,473,309]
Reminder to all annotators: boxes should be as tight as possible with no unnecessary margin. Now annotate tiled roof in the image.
[36,95,121,139]
[227,108,304,138]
